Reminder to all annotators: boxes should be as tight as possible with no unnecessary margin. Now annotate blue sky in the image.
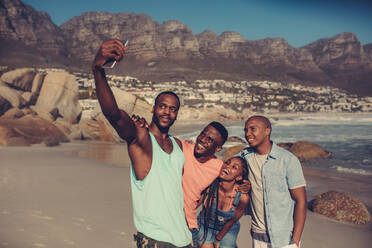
[22,0,372,48]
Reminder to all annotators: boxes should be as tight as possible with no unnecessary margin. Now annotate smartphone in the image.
[102,39,129,68]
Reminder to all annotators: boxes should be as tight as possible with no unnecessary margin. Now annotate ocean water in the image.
[178,113,372,176]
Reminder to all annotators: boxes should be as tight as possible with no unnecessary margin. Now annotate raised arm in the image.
[91,38,137,143]
[290,186,307,247]
[214,194,249,247]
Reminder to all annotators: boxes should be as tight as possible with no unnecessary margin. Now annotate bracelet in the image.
[214,237,221,244]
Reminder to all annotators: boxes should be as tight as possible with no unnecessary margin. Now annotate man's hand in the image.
[131,115,149,129]
[237,179,251,194]
[92,38,126,70]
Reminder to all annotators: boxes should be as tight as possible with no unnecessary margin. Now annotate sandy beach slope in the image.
[1,142,371,248]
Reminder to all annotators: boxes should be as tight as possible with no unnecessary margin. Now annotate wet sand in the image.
[1,141,371,248]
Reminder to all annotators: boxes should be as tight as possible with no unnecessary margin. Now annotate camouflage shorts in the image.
[133,232,192,248]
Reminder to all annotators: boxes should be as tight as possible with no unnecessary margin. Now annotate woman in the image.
[197,156,250,248]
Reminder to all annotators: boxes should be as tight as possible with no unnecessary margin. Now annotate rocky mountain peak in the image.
[0,0,65,54]
[303,32,368,68]
[220,31,245,43]
[160,20,192,33]
[1,1,372,96]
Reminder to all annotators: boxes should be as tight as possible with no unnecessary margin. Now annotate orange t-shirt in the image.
[181,140,223,229]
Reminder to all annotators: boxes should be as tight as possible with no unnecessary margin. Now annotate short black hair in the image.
[154,91,180,110]
[208,121,228,145]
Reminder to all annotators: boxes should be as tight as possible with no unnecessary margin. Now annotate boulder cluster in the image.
[277,141,332,161]
[0,68,151,146]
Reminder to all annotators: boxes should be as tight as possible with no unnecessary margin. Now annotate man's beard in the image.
[152,114,174,133]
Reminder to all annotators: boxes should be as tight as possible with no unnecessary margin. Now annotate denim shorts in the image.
[197,221,240,248]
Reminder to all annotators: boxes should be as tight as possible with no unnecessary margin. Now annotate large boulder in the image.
[178,106,244,122]
[0,68,36,91]
[226,136,246,144]
[0,96,12,116]
[111,87,152,122]
[35,71,82,124]
[0,81,27,108]
[31,72,46,94]
[278,141,331,161]
[221,145,247,161]
[0,107,25,119]
[0,125,29,146]
[75,117,118,142]
[310,191,371,224]
[0,115,68,146]
[84,87,153,142]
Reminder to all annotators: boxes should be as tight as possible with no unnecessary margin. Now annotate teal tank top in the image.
[130,132,191,246]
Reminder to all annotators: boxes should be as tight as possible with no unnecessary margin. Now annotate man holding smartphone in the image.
[92,38,192,248]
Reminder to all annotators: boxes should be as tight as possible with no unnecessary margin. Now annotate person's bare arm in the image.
[214,194,249,246]
[290,186,307,247]
[92,38,137,143]
[92,39,152,180]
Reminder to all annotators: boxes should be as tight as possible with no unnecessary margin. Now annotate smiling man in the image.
[182,122,232,248]
[92,38,192,248]
[182,122,227,231]
[239,115,307,248]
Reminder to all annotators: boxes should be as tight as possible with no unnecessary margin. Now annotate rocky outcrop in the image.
[220,141,331,162]
[278,141,332,161]
[178,106,244,122]
[1,1,372,95]
[301,33,372,94]
[0,115,68,146]
[0,68,159,145]
[302,33,370,70]
[221,145,247,161]
[0,0,66,55]
[0,95,12,116]
[0,69,82,124]
[0,68,83,146]
[226,136,246,144]
[35,71,81,124]
[83,87,153,142]
[310,191,371,224]
[364,43,372,61]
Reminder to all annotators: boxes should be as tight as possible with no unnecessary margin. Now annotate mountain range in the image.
[1,0,372,96]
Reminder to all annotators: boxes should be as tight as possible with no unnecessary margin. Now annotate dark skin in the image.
[194,125,224,162]
[131,120,251,194]
[199,158,250,248]
[92,38,182,181]
[244,117,307,246]
[192,125,251,193]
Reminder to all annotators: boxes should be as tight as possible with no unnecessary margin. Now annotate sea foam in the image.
[332,166,372,176]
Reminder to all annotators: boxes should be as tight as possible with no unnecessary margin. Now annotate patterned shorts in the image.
[133,232,192,248]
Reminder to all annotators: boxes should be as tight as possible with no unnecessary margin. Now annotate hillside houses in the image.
[30,68,372,114]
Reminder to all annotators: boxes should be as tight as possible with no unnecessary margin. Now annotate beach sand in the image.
[1,140,371,248]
